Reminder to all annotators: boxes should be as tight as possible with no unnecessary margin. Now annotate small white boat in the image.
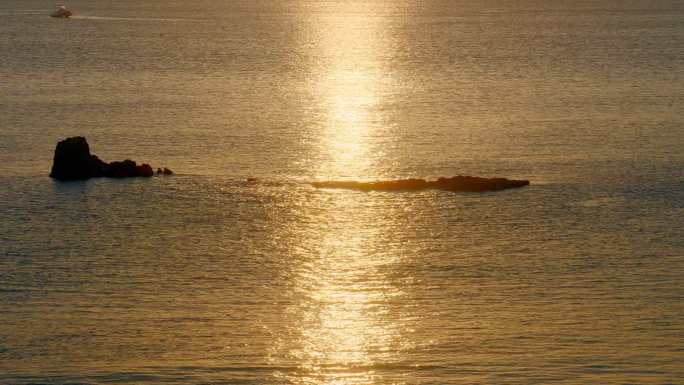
[50,5,72,18]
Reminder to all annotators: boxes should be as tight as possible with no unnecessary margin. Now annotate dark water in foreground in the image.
[1,1,683,384]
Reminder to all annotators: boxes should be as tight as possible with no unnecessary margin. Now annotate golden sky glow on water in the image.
[2,1,683,384]
[272,191,407,385]
[274,8,407,371]
[308,5,389,180]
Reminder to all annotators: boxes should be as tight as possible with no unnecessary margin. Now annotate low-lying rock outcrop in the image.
[311,176,529,193]
[156,167,173,175]
[49,136,171,181]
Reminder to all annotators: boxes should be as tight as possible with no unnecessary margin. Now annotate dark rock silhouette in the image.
[156,167,173,175]
[50,137,106,180]
[106,159,155,178]
[311,176,529,193]
[50,136,166,181]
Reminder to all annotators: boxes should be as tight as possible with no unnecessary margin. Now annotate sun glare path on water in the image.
[272,5,410,384]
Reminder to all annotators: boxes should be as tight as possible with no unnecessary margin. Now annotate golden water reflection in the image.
[276,192,407,385]
[305,5,392,180]
[272,7,405,383]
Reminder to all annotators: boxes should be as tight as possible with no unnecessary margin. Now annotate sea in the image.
[1,1,682,384]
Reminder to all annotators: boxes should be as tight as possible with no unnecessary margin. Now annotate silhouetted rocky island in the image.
[312,176,529,193]
[50,136,172,181]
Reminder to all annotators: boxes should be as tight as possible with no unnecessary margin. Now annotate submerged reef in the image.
[50,136,172,181]
[311,176,529,193]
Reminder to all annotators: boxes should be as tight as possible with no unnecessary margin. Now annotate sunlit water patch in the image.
[1,0,683,384]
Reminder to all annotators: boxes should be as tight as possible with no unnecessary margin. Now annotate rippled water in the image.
[1,1,683,384]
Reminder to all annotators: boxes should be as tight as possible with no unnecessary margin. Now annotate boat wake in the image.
[0,10,46,17]
[70,15,192,22]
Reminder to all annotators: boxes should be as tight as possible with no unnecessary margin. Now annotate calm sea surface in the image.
[1,1,683,384]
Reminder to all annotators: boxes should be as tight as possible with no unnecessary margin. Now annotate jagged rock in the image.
[49,137,166,181]
[105,160,138,178]
[311,176,530,193]
[104,160,154,178]
[139,164,155,177]
[50,137,106,180]
[156,167,173,175]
